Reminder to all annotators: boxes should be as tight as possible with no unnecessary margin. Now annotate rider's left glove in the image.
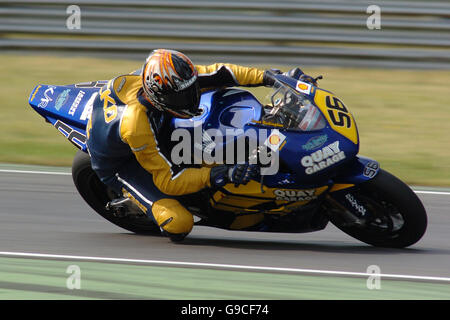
[299,74,322,86]
[263,69,282,87]
[283,67,322,86]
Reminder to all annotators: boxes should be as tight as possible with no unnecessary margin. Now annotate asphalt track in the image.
[0,165,449,299]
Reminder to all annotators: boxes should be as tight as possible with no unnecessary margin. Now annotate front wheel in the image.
[71,150,161,235]
[328,169,427,248]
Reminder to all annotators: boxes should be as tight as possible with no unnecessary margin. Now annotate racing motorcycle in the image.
[28,72,427,248]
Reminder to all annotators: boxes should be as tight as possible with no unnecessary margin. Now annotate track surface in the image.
[0,170,449,280]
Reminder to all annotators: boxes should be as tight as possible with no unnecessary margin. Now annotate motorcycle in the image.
[28,72,427,248]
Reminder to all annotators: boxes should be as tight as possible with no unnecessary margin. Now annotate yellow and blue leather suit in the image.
[86,63,265,235]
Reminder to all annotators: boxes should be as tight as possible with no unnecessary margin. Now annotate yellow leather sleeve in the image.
[120,105,211,196]
[196,63,264,87]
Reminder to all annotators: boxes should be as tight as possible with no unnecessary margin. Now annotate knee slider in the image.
[152,199,194,235]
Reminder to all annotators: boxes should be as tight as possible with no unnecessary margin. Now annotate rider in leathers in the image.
[86,49,306,241]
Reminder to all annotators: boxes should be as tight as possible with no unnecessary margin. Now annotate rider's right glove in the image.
[210,164,260,188]
[229,163,260,187]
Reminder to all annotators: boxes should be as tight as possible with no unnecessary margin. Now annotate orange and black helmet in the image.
[142,49,200,118]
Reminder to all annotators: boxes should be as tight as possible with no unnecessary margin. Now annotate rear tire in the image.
[330,169,427,248]
[71,150,161,235]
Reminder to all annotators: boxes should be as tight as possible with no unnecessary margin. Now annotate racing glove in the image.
[263,69,283,87]
[210,165,229,188]
[229,163,260,187]
[210,164,260,188]
[284,67,322,86]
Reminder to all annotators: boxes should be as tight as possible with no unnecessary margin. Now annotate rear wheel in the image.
[71,150,161,235]
[329,169,427,248]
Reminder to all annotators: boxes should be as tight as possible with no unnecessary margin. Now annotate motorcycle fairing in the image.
[332,156,381,186]
[170,86,377,214]
[29,82,380,218]
[271,75,358,144]
[210,182,330,214]
[313,88,358,145]
[29,84,100,152]
[50,117,87,151]
[172,89,263,133]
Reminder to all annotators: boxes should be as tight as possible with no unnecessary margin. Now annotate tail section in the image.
[28,81,106,151]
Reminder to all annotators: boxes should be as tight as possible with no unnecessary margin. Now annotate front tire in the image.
[71,150,161,235]
[329,169,427,248]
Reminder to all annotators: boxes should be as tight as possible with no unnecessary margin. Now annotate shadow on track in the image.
[124,232,430,255]
[181,237,429,254]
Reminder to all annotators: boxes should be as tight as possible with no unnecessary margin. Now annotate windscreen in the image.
[262,80,327,131]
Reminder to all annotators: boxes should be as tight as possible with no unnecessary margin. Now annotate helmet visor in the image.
[160,81,201,118]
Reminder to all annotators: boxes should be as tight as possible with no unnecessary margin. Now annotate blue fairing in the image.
[28,82,105,152]
[29,83,379,187]
[172,89,262,134]
[172,88,369,188]
[334,156,380,185]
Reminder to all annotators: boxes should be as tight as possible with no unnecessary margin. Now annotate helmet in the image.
[142,49,200,118]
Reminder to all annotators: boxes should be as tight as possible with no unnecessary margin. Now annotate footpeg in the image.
[106,197,144,218]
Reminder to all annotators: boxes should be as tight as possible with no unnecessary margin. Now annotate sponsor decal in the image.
[301,141,345,175]
[54,89,71,110]
[363,161,379,178]
[251,120,283,128]
[69,90,86,116]
[264,129,286,152]
[296,81,312,95]
[174,75,197,92]
[302,134,328,151]
[171,125,280,175]
[38,86,56,108]
[274,189,317,201]
[30,85,41,102]
[277,177,296,185]
[80,92,97,121]
[345,193,367,216]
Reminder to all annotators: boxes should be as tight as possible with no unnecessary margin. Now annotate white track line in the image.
[0,168,449,195]
[0,251,449,283]
[0,169,70,176]
[0,170,448,283]
[414,190,450,196]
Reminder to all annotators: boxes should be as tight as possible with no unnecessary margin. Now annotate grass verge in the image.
[0,257,449,300]
[1,53,449,186]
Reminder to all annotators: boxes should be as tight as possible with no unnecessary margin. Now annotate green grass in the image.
[1,257,449,300]
[0,54,142,166]
[1,53,449,185]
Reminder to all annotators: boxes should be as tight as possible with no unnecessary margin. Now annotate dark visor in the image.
[160,82,200,114]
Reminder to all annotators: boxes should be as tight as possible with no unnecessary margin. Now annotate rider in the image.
[86,49,281,241]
